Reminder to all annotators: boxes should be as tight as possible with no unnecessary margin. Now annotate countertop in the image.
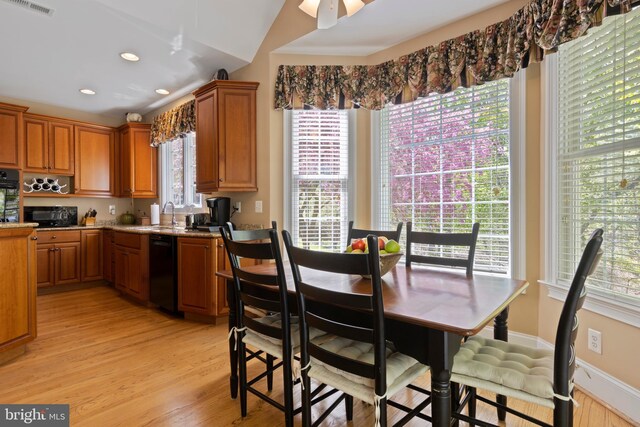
[0,222,39,229]
[36,225,222,238]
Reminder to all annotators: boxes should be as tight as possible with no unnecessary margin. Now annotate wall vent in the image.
[1,0,54,17]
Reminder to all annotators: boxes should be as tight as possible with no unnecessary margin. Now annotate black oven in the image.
[23,206,78,228]
[0,169,20,223]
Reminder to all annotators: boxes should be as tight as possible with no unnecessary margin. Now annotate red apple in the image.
[351,239,366,251]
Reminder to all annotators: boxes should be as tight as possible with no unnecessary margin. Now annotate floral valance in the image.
[275,0,634,110]
[150,100,195,146]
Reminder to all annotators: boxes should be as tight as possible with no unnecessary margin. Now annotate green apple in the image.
[385,240,401,253]
[379,249,388,254]
[346,245,353,253]
[351,249,364,254]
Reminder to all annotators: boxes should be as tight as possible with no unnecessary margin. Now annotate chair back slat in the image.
[222,239,274,260]
[240,293,282,314]
[226,220,278,242]
[306,311,375,343]
[283,231,388,396]
[553,229,604,398]
[309,343,377,379]
[347,221,403,246]
[234,268,279,287]
[287,244,372,276]
[244,315,283,340]
[405,221,480,278]
[298,281,372,310]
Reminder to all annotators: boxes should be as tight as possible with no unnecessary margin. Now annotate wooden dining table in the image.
[217,263,528,427]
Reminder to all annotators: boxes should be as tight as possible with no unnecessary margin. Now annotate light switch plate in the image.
[234,202,241,213]
[108,205,116,215]
[255,200,263,213]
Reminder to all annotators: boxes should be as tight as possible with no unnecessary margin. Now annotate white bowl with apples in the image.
[345,236,403,277]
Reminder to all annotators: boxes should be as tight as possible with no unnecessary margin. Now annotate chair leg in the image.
[238,342,248,417]
[266,354,275,391]
[379,398,387,427]
[345,394,353,421]
[301,372,312,427]
[468,387,476,419]
[282,356,294,427]
[554,397,571,427]
[451,383,460,427]
[497,394,507,421]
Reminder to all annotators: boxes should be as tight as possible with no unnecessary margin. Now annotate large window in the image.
[285,110,353,252]
[552,8,640,303]
[375,79,512,274]
[160,132,201,209]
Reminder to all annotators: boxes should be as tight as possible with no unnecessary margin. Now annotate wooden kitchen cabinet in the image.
[81,230,103,282]
[0,227,37,363]
[118,123,157,198]
[74,124,115,197]
[103,230,114,283]
[23,115,75,175]
[193,80,258,193]
[35,230,81,287]
[114,232,149,302]
[177,237,217,316]
[0,102,27,169]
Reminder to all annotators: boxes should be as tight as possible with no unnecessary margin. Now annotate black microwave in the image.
[23,206,78,227]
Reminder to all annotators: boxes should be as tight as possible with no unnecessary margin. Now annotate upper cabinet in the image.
[0,102,27,169]
[23,114,74,175]
[74,124,115,197]
[118,123,157,198]
[193,80,259,193]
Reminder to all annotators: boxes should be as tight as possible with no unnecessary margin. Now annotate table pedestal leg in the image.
[429,330,461,427]
[227,279,238,399]
[494,307,509,420]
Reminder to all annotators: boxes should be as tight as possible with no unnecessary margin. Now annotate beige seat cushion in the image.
[452,336,558,408]
[242,314,324,359]
[307,335,429,404]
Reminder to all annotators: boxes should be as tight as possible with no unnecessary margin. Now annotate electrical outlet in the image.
[109,205,116,215]
[234,202,241,213]
[255,200,263,213]
[588,328,602,354]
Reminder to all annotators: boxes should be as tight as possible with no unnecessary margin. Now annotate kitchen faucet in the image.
[162,201,178,226]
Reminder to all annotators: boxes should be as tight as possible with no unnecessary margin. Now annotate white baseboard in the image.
[478,327,640,424]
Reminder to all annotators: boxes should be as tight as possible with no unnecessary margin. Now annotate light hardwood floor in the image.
[0,286,633,426]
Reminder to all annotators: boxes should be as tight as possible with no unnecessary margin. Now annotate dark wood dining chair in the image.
[221,227,298,426]
[450,229,604,427]
[405,221,480,278]
[282,231,432,427]
[346,221,403,246]
[226,220,277,241]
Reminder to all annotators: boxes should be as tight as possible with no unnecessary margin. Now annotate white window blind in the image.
[290,110,350,252]
[161,132,201,209]
[557,8,640,301]
[377,80,511,274]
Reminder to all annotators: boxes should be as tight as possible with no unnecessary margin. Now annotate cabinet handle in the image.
[52,235,57,239]
[217,244,223,248]
[204,246,209,250]
[219,178,223,182]
[31,236,38,240]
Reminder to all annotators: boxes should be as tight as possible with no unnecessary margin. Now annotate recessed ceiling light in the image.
[79,88,96,95]
[120,52,140,62]
[155,89,170,95]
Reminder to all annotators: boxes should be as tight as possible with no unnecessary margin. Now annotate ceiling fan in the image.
[299,0,365,29]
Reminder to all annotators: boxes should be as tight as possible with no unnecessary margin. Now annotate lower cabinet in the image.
[103,230,114,282]
[177,237,217,316]
[0,227,37,360]
[81,230,103,282]
[35,231,81,288]
[114,232,149,302]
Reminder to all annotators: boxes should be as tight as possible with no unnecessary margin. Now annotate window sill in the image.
[539,280,640,328]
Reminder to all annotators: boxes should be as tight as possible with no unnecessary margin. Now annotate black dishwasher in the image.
[149,234,180,315]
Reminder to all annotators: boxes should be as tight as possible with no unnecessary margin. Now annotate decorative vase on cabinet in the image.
[192,80,259,193]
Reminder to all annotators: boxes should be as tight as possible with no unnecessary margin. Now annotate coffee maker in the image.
[206,197,231,226]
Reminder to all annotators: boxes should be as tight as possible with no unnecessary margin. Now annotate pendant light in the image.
[299,0,365,29]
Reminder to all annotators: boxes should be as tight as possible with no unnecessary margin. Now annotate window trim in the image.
[371,72,526,279]
[541,54,640,327]
[159,133,201,213]
[283,109,356,248]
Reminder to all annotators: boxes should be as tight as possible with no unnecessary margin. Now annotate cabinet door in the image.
[36,244,55,288]
[75,125,114,196]
[195,92,218,193]
[0,107,23,169]
[119,127,133,196]
[81,230,103,281]
[125,249,143,298]
[217,88,257,191]
[23,116,48,173]
[114,247,128,292]
[103,231,113,282]
[132,127,157,197]
[48,121,74,175]
[54,242,81,285]
[178,237,215,315]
